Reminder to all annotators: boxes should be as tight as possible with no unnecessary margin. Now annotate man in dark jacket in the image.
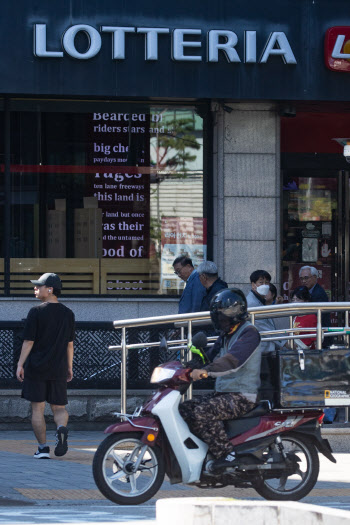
[173,255,206,313]
[299,265,330,328]
[299,266,329,302]
[197,261,228,311]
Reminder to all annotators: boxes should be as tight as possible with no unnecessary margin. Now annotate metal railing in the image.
[110,302,350,415]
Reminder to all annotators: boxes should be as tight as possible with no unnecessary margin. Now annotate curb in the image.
[156,498,350,525]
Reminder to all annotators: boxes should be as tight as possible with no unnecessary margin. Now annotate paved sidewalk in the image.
[0,431,108,506]
[0,430,210,507]
[0,429,349,508]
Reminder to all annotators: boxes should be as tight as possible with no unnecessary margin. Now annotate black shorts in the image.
[21,377,68,406]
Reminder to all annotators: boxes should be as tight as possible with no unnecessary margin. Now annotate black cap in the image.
[30,273,62,290]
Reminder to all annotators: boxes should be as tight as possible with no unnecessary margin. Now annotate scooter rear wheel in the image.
[93,432,165,505]
[253,433,319,501]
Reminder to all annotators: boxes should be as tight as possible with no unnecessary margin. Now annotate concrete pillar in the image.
[212,102,281,293]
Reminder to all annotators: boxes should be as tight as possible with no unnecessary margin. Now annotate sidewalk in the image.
[0,431,109,506]
[0,430,216,507]
[0,428,349,507]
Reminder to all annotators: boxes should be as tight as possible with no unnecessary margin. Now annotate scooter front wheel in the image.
[93,432,165,505]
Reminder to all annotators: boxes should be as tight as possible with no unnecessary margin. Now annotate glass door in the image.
[282,171,339,302]
[338,171,350,301]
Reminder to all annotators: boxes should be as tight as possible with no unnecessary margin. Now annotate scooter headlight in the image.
[150,367,175,384]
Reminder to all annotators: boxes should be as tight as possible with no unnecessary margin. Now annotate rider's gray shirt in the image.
[204,321,262,396]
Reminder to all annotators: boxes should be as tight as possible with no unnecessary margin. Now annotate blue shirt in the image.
[178,270,206,314]
[309,284,316,295]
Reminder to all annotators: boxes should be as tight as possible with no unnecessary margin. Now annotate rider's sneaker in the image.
[34,446,50,459]
[54,426,68,457]
[211,451,236,469]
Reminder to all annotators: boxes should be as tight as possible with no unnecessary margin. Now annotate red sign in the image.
[325,27,350,72]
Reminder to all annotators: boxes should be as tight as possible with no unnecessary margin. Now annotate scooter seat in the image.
[224,401,271,439]
[241,401,270,418]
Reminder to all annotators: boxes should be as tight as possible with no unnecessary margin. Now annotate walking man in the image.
[173,255,206,313]
[196,261,228,311]
[16,273,75,459]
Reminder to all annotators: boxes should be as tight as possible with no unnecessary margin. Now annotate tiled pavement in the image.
[0,431,107,505]
[0,430,229,506]
[0,429,350,508]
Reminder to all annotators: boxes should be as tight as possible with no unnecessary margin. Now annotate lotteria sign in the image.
[33,24,297,64]
[325,27,350,72]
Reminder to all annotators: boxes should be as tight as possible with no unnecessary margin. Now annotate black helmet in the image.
[210,288,248,333]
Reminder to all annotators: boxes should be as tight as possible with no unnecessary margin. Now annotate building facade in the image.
[1,0,350,322]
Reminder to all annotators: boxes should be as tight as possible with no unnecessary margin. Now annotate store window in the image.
[7,101,206,295]
[281,109,350,302]
[0,107,4,294]
[282,174,337,301]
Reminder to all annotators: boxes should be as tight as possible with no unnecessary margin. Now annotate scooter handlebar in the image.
[188,369,209,381]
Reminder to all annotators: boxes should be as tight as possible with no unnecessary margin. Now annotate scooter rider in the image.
[179,288,261,469]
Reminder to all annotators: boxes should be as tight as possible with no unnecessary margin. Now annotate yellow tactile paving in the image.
[14,485,338,501]
[0,439,99,465]
[15,489,106,500]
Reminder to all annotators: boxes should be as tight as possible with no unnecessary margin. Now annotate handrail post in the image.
[317,308,322,349]
[345,311,350,424]
[250,313,255,326]
[180,326,185,362]
[289,316,294,350]
[121,326,127,415]
[180,325,186,403]
[346,311,349,349]
[187,320,193,401]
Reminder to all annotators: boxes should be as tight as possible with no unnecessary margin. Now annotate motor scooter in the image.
[93,337,336,505]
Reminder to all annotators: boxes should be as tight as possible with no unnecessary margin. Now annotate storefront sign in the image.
[86,111,151,259]
[33,24,297,64]
[2,0,350,100]
[325,26,350,72]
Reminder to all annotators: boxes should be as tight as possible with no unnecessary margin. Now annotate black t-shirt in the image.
[23,302,75,380]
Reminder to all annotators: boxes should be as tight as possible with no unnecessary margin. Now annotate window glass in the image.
[0,109,4,294]
[9,102,206,295]
[282,174,336,302]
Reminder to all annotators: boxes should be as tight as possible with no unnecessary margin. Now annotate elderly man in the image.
[197,261,228,311]
[298,268,333,421]
[299,266,329,302]
[299,265,331,334]
[173,255,206,313]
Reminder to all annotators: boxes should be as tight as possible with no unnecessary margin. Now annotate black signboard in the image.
[1,0,350,100]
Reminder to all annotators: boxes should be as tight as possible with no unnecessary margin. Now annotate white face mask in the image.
[256,284,270,296]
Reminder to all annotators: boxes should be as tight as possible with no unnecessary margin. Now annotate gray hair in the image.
[299,266,318,277]
[197,261,218,276]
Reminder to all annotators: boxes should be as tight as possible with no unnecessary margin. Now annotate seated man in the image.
[179,288,261,469]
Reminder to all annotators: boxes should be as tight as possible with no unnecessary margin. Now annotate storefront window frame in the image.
[2,97,212,297]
